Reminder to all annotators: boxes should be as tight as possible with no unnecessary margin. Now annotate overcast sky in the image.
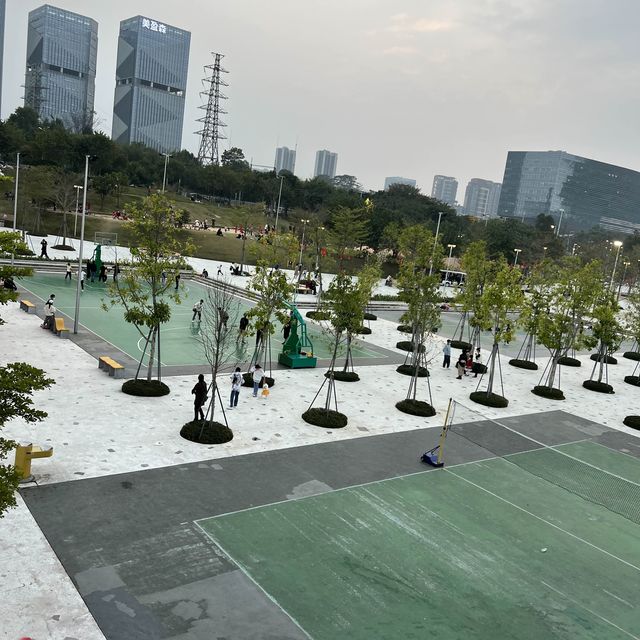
[2,0,640,194]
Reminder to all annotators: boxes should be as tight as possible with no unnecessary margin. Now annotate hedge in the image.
[242,373,275,388]
[180,420,234,444]
[396,399,436,417]
[450,340,472,351]
[363,312,378,321]
[623,415,640,430]
[469,391,509,408]
[396,341,426,353]
[557,356,581,367]
[623,351,640,361]
[325,371,360,382]
[532,385,565,400]
[582,380,614,394]
[122,379,170,397]
[624,376,640,387]
[589,354,617,365]
[396,364,429,377]
[302,408,348,428]
[509,359,539,371]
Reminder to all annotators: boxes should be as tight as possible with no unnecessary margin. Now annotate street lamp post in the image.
[73,184,83,236]
[609,240,623,292]
[543,246,548,259]
[556,209,564,237]
[298,219,310,280]
[274,174,284,233]
[618,261,630,300]
[444,243,456,284]
[10,152,20,267]
[161,153,171,193]
[429,211,444,276]
[73,155,90,334]
[513,248,522,266]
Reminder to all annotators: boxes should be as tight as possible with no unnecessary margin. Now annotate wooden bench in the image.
[19,299,36,314]
[98,356,125,378]
[54,317,69,338]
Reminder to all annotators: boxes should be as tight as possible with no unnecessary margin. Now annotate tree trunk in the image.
[146,325,157,381]
[485,342,499,395]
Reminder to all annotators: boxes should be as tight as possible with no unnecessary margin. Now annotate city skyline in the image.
[2,1,640,190]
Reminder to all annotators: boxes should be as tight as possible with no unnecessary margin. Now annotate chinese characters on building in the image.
[141,18,167,34]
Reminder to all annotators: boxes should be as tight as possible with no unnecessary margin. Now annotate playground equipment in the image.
[278,302,318,369]
[14,442,54,483]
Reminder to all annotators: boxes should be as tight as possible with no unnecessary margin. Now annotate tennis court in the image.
[20,272,386,367]
[197,406,640,640]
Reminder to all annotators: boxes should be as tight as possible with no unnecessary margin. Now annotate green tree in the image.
[0,232,34,315]
[328,205,370,269]
[104,195,192,391]
[221,147,249,171]
[92,172,119,209]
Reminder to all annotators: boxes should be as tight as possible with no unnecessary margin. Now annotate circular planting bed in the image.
[396,341,426,353]
[582,380,614,394]
[469,391,509,408]
[325,371,360,382]
[623,351,640,361]
[396,399,436,417]
[472,362,488,374]
[52,244,75,251]
[180,420,234,444]
[396,364,429,377]
[532,385,565,400]
[363,312,378,321]
[242,373,275,388]
[122,379,170,397]
[509,358,539,370]
[302,408,348,428]
[624,376,640,387]
[397,325,412,333]
[589,354,617,365]
[557,356,581,367]
[450,340,472,351]
[358,326,372,335]
[306,311,330,320]
[623,415,640,430]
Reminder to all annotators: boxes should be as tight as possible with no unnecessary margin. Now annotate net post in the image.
[436,398,454,465]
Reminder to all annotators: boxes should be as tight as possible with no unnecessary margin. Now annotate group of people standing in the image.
[442,340,482,380]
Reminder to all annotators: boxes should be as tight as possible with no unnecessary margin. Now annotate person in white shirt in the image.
[250,364,264,397]
[41,298,56,330]
[230,367,243,408]
[80,269,86,290]
[192,299,204,322]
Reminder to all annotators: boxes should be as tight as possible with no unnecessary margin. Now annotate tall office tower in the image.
[0,0,5,116]
[314,149,338,179]
[463,179,502,218]
[24,5,98,131]
[384,176,416,191]
[112,16,191,154]
[431,175,458,205]
[498,150,640,234]
[275,146,296,174]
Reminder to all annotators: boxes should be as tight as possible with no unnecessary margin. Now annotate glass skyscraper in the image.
[0,0,6,116]
[112,16,191,154]
[24,4,98,131]
[498,151,640,235]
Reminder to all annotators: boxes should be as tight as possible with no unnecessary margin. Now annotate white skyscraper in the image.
[314,149,338,179]
[275,146,296,174]
[384,176,416,191]
[431,175,458,205]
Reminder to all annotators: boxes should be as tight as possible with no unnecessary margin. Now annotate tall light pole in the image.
[543,246,548,259]
[10,152,20,267]
[161,153,171,193]
[444,243,456,284]
[73,184,83,236]
[609,240,623,292]
[556,209,564,237]
[513,248,522,266]
[429,211,444,276]
[618,261,630,300]
[274,174,284,233]
[73,155,90,334]
[298,218,310,279]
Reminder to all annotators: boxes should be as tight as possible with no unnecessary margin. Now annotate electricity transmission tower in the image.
[196,53,228,166]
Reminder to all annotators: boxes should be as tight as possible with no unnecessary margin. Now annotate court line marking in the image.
[602,588,634,609]
[194,521,313,640]
[445,468,640,573]
[541,581,639,640]
[571,439,640,464]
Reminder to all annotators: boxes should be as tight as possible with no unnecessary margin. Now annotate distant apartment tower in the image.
[431,175,458,205]
[0,0,5,115]
[498,150,640,234]
[463,179,502,218]
[112,16,191,154]
[275,146,296,174]
[384,176,416,191]
[24,4,98,131]
[314,149,338,179]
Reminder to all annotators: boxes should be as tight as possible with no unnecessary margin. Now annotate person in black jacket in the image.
[192,374,208,422]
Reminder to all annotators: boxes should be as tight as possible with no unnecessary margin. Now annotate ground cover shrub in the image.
[306,310,330,320]
[582,380,614,394]
[363,312,377,321]
[396,399,436,417]
[623,416,640,430]
[180,420,233,444]
[396,365,429,377]
[302,408,348,428]
[450,340,472,351]
[532,385,565,400]
[122,379,170,396]
[325,371,360,382]
[624,376,640,386]
[508,359,539,370]
[469,391,509,408]
[557,356,581,367]
[396,341,426,353]
[397,325,412,333]
[589,354,617,365]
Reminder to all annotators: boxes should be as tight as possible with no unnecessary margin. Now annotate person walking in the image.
[65,262,72,281]
[192,299,204,322]
[99,264,107,282]
[88,260,96,282]
[161,271,167,286]
[191,374,208,422]
[455,353,466,380]
[40,239,49,259]
[175,273,180,290]
[250,364,264,397]
[255,324,264,348]
[282,318,291,342]
[229,367,242,408]
[113,263,120,282]
[217,264,223,277]
[80,268,86,290]
[237,313,249,343]
[442,340,452,368]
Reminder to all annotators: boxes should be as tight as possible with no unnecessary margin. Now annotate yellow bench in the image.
[54,317,69,338]
[99,355,125,378]
[20,299,36,314]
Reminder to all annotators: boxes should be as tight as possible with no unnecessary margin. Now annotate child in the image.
[261,383,270,399]
[474,348,482,378]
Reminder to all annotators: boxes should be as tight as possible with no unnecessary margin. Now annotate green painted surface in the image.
[199,452,640,640]
[20,273,382,366]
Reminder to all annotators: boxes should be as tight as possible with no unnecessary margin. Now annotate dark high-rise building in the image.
[112,16,191,154]
[431,175,458,205]
[0,0,5,116]
[498,151,640,234]
[24,4,98,131]
[463,179,502,219]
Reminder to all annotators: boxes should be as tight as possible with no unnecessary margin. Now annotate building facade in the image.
[314,149,338,179]
[384,176,416,191]
[275,146,296,174]
[24,4,98,131]
[431,175,458,205]
[463,179,502,218]
[0,0,5,116]
[498,150,640,234]
[112,16,190,154]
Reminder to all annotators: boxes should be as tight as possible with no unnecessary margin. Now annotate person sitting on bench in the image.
[41,298,56,330]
